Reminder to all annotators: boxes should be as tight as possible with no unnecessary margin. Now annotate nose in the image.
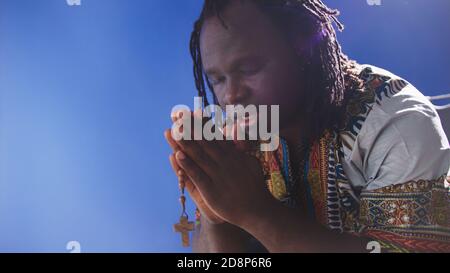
[223,77,250,106]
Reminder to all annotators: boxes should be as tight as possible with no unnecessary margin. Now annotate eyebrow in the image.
[204,54,264,76]
[204,67,220,77]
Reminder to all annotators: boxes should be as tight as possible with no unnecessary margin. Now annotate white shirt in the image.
[340,65,450,191]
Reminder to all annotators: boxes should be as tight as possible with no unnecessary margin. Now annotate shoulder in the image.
[356,64,443,147]
[361,65,434,116]
[339,64,450,190]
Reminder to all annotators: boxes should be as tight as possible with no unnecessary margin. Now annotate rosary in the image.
[173,178,195,247]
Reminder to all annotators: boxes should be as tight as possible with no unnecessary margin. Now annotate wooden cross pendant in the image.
[173,215,195,247]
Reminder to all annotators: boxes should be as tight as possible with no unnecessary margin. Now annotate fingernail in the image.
[177,151,186,160]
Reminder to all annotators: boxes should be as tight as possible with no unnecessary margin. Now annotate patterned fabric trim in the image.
[359,176,450,252]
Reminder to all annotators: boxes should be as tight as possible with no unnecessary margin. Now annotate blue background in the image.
[0,0,449,252]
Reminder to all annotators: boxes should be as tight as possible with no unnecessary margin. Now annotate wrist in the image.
[200,214,252,253]
[237,193,284,232]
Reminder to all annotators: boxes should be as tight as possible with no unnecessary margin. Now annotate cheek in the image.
[252,70,305,127]
[250,68,304,109]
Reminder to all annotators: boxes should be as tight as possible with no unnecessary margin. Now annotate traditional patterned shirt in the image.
[256,65,450,252]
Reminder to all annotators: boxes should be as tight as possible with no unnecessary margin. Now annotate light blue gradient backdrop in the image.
[0,0,448,252]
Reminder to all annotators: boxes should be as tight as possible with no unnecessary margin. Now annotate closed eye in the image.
[208,75,226,86]
[239,65,261,75]
[238,61,265,76]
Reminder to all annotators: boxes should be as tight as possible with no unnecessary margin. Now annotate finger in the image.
[233,139,259,153]
[169,153,186,177]
[177,175,186,192]
[173,109,216,142]
[195,138,226,163]
[234,121,258,151]
[170,154,188,193]
[178,172,198,198]
[176,150,213,191]
[220,122,257,152]
[189,111,228,160]
[202,119,233,153]
[173,110,228,163]
[183,176,200,202]
[183,178,226,224]
[171,109,187,123]
[190,110,214,141]
[177,137,218,176]
[164,129,181,151]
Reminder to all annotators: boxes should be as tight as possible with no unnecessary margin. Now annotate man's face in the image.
[200,1,306,130]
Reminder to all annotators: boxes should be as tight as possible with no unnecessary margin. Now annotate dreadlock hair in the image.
[189,0,363,141]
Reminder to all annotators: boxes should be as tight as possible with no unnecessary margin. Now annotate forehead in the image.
[199,1,285,72]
